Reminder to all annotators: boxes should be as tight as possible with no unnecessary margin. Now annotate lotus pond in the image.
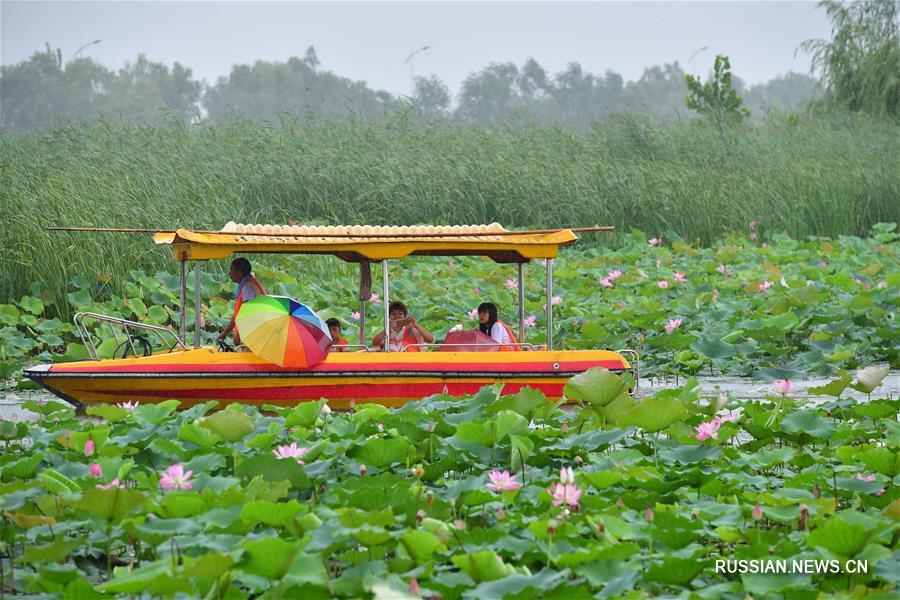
[0,225,898,597]
[1,369,898,598]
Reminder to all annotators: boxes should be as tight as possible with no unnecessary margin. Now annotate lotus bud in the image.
[416,509,426,524]
[690,511,698,521]
[752,504,762,521]
[408,578,421,597]
[358,464,367,476]
[497,506,505,520]
[84,439,95,456]
[426,494,434,506]
[90,463,102,478]
[812,483,820,498]
[412,464,425,478]
[616,497,624,510]
[645,507,654,522]
[453,519,467,531]
[547,519,558,535]
[597,520,606,533]
[561,422,569,434]
[574,455,583,466]
[797,504,809,531]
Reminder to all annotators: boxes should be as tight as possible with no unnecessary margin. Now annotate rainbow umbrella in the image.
[235,295,332,368]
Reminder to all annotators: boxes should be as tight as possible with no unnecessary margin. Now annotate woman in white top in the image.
[477,302,520,351]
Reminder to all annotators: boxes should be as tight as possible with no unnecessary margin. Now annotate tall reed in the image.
[1,114,897,313]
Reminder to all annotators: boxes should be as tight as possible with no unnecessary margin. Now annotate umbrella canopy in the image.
[235,295,332,367]
[439,329,499,352]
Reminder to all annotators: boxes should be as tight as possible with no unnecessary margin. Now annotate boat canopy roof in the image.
[154,222,578,263]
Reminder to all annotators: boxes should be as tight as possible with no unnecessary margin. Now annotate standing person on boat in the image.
[326,318,350,351]
[217,257,267,347]
[372,301,435,352]
[477,302,520,351]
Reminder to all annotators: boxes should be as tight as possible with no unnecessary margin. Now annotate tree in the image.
[685,55,750,134]
[799,0,899,117]
[456,63,521,124]
[411,75,451,120]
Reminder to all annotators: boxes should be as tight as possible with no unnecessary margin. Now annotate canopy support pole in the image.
[382,260,391,352]
[359,300,366,347]
[517,262,525,343]
[178,259,186,343]
[194,262,202,348]
[546,258,554,350]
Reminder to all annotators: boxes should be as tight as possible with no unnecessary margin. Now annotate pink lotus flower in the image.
[856,473,876,483]
[717,264,730,276]
[818,262,828,269]
[473,287,479,296]
[117,401,139,410]
[468,308,479,319]
[559,466,574,485]
[600,277,614,288]
[159,464,193,491]
[321,403,332,415]
[370,293,380,304]
[758,280,774,293]
[762,242,769,248]
[350,311,361,320]
[549,483,582,508]
[551,295,562,305]
[773,379,793,396]
[376,423,384,432]
[523,315,536,328]
[876,488,886,496]
[713,288,719,300]
[539,259,547,267]
[664,318,682,333]
[90,463,102,478]
[497,506,505,520]
[657,280,669,289]
[408,578,421,597]
[695,419,721,441]
[752,504,762,521]
[674,272,687,283]
[648,238,661,246]
[199,315,205,328]
[608,269,623,280]
[84,440,95,456]
[273,442,308,464]
[486,470,521,492]
[750,232,758,241]
[97,478,124,490]
[717,411,739,423]
[645,507,654,522]
[749,220,758,231]
[505,278,518,289]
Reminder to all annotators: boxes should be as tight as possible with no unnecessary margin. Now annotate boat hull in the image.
[24,347,630,409]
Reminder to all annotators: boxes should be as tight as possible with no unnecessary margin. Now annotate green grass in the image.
[1,114,898,309]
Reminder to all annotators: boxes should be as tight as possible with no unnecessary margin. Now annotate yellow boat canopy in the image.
[154,222,578,263]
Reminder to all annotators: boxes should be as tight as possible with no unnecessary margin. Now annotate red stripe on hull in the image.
[73,382,566,401]
[56,360,624,374]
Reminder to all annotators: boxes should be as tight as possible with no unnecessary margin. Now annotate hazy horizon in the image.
[2,1,832,94]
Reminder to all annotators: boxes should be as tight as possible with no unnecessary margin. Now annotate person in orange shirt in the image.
[326,318,350,351]
[372,301,434,352]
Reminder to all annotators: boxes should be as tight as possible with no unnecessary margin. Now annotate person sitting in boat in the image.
[372,301,435,352]
[217,257,267,347]
[326,318,350,351]
[477,302,520,351]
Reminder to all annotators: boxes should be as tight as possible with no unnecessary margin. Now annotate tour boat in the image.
[25,222,636,409]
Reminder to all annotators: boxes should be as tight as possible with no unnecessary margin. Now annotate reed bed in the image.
[1,114,897,311]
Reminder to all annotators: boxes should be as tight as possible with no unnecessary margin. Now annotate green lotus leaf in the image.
[19,536,87,564]
[240,536,303,580]
[564,367,632,408]
[72,487,148,522]
[807,516,874,558]
[619,396,686,432]
[352,437,415,469]
[452,550,515,583]
[859,447,900,477]
[779,411,836,439]
[201,408,254,442]
[240,499,305,527]
[645,557,706,585]
[285,399,326,427]
[400,529,446,564]
[235,453,311,489]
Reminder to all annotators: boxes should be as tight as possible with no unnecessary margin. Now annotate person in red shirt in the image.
[217,257,266,347]
[326,318,350,351]
[372,301,434,352]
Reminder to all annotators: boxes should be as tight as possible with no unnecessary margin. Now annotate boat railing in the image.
[401,342,539,352]
[74,312,189,361]
[332,344,371,352]
[616,348,640,391]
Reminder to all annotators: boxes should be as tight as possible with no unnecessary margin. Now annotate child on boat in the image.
[372,301,435,352]
[217,257,267,347]
[477,302,520,351]
[326,318,350,351]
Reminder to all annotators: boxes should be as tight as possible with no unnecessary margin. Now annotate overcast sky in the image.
[2,1,832,94]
